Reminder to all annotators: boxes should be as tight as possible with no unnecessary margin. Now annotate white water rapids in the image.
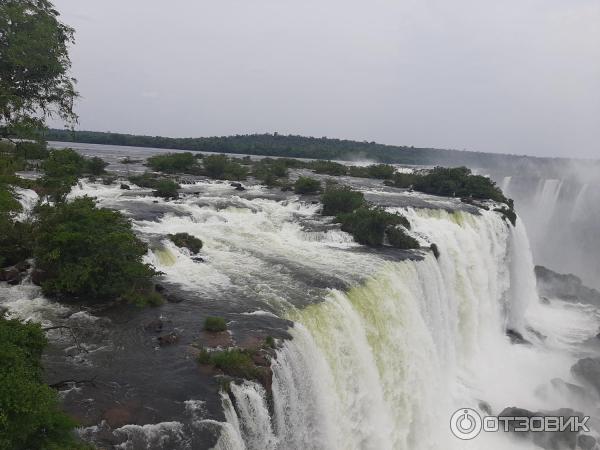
[4,178,598,449]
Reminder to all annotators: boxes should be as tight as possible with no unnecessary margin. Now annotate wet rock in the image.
[535,266,600,306]
[430,243,440,259]
[499,407,582,450]
[31,268,48,286]
[165,294,183,304]
[144,319,163,333]
[158,332,179,346]
[578,435,596,450]
[102,406,133,428]
[191,256,205,263]
[526,326,547,341]
[15,261,31,272]
[550,379,587,403]
[200,330,233,348]
[230,182,245,191]
[572,358,600,394]
[478,400,492,415]
[120,184,130,190]
[0,267,23,285]
[540,296,551,305]
[506,329,531,345]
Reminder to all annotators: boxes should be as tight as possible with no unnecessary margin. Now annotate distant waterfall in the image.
[535,179,563,224]
[217,209,543,450]
[570,183,589,222]
[500,176,512,195]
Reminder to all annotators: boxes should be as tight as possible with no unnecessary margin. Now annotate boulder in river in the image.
[0,267,23,285]
[578,435,597,450]
[506,328,531,345]
[144,319,164,333]
[158,332,179,346]
[571,357,600,395]
[499,407,583,450]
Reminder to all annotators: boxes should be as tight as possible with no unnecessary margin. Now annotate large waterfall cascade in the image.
[4,177,599,450]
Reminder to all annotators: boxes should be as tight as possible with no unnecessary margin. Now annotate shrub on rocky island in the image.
[293,176,321,194]
[146,152,199,174]
[33,197,159,305]
[338,207,412,247]
[386,226,420,249]
[169,232,203,254]
[321,185,365,216]
[153,179,180,199]
[203,154,248,180]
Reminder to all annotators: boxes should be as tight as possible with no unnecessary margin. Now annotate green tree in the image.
[0,315,87,449]
[0,0,77,139]
[34,196,159,303]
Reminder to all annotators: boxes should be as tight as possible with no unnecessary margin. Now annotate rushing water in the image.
[2,143,600,449]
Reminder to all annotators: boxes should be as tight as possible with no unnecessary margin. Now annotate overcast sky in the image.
[49,0,600,158]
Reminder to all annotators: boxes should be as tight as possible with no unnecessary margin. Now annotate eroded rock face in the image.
[535,266,600,306]
[578,434,597,450]
[572,358,600,395]
[498,407,585,450]
[506,328,531,345]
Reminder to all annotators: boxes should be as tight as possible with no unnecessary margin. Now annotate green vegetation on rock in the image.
[198,348,264,379]
[34,196,159,304]
[169,232,203,254]
[348,164,395,179]
[146,152,199,174]
[293,176,321,194]
[203,154,248,180]
[0,315,87,449]
[321,185,365,216]
[153,179,180,199]
[204,316,227,332]
[338,207,414,247]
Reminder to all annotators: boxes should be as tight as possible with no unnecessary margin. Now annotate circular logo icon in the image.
[450,408,482,440]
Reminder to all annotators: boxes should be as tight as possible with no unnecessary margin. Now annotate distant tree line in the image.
[45,129,543,168]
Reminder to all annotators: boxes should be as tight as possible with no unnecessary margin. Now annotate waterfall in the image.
[570,183,588,222]
[217,209,546,450]
[500,176,512,195]
[535,179,563,224]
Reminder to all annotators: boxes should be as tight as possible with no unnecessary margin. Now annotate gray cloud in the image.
[50,0,600,158]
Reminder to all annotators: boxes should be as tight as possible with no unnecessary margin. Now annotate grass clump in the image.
[169,232,203,254]
[293,176,321,194]
[204,316,227,332]
[198,348,263,379]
